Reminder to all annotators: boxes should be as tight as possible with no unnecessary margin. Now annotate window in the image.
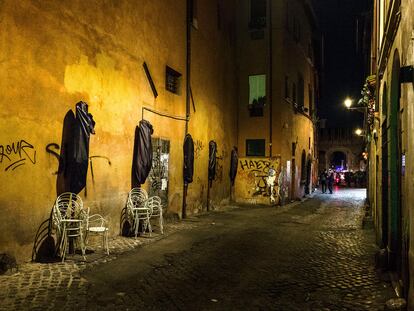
[190,0,198,29]
[293,18,301,42]
[217,0,221,30]
[249,0,266,29]
[308,84,313,116]
[246,139,266,157]
[301,150,306,181]
[284,0,290,30]
[308,42,313,60]
[248,74,266,117]
[292,82,297,104]
[285,76,289,99]
[297,73,304,109]
[165,66,182,94]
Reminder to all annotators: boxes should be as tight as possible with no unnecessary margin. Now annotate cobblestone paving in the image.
[0,189,395,310]
[0,221,198,311]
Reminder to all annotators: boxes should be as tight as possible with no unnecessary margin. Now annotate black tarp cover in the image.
[208,141,217,181]
[183,134,194,185]
[230,146,238,185]
[132,119,154,185]
[68,101,95,194]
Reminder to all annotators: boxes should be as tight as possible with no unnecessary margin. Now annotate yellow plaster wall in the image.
[0,0,238,262]
[236,0,317,200]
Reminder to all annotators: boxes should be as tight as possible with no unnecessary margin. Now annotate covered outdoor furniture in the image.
[85,214,110,255]
[51,192,88,262]
[147,196,164,234]
[132,120,154,187]
[127,188,151,237]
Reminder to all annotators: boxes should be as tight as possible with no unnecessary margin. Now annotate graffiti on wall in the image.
[214,148,226,183]
[194,139,204,159]
[235,157,281,205]
[0,140,36,172]
[46,143,61,175]
[46,143,111,180]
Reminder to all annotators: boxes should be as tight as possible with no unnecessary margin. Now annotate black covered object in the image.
[208,141,217,181]
[183,134,194,185]
[229,147,238,185]
[59,101,95,195]
[132,120,154,185]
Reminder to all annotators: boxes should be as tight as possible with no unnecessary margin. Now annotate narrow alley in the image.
[0,189,396,310]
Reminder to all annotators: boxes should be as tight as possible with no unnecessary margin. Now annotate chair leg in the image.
[159,210,164,235]
[79,231,86,260]
[147,217,152,237]
[104,230,110,255]
[134,214,139,238]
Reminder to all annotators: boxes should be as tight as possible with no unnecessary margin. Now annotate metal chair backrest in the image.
[127,188,148,211]
[146,196,162,216]
[54,192,85,220]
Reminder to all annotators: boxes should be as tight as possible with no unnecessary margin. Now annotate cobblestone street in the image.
[0,189,395,310]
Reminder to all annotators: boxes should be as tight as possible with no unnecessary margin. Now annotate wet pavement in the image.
[0,188,396,310]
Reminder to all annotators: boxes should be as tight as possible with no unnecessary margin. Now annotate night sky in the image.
[311,0,371,128]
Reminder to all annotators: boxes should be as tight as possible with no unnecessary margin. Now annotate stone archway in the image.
[324,147,358,171]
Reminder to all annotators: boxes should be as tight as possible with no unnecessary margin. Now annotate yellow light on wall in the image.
[355,128,363,136]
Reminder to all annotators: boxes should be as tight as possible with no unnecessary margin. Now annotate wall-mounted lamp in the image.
[354,128,364,136]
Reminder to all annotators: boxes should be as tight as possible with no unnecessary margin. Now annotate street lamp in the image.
[344,97,368,112]
[344,98,353,109]
[355,128,363,136]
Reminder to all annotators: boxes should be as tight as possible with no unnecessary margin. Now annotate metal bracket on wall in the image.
[141,106,188,122]
[143,62,158,98]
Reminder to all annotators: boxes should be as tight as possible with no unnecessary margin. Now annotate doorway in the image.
[148,138,170,206]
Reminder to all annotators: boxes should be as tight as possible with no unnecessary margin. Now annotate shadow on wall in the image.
[32,110,78,262]
[31,216,59,263]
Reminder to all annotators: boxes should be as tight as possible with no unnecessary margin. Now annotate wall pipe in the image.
[141,106,188,122]
[182,0,192,219]
[268,0,273,158]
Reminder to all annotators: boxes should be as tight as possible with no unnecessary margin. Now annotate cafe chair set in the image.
[51,192,109,262]
[126,188,164,238]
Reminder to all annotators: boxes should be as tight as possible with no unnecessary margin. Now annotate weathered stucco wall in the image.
[0,0,238,262]
[235,0,317,201]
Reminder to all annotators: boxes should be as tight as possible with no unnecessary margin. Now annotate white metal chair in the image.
[127,188,151,237]
[147,196,164,234]
[52,192,88,262]
[85,214,110,255]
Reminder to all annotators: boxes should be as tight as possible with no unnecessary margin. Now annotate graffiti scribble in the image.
[0,140,36,172]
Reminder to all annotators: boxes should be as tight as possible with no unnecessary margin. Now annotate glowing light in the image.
[355,128,363,136]
[344,98,353,108]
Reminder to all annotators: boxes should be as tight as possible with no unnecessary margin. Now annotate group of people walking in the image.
[319,169,334,194]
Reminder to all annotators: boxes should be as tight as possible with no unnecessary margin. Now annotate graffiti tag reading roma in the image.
[0,140,37,172]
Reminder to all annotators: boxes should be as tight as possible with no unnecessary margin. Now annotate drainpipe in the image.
[182,0,192,219]
[268,0,273,158]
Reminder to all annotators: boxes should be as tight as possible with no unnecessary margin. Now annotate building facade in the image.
[368,0,414,305]
[0,0,239,262]
[235,0,321,204]
[0,0,321,264]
